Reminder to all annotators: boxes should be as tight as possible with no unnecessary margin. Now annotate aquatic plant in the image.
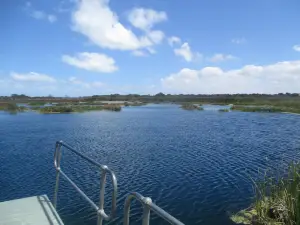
[0,103,26,113]
[231,105,285,113]
[231,162,300,225]
[28,102,45,106]
[181,104,203,111]
[218,108,230,112]
[39,106,73,113]
[38,104,122,113]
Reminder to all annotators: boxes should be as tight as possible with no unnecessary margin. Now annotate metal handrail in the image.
[123,192,184,225]
[53,141,118,225]
[53,141,184,225]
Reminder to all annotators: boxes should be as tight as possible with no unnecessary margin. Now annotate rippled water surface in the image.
[1,104,300,225]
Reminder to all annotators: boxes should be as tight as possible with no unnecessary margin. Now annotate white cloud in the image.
[208,54,236,62]
[232,38,247,44]
[174,42,201,62]
[161,60,300,94]
[25,2,57,23]
[168,36,181,46]
[147,30,165,44]
[127,8,167,31]
[293,45,300,52]
[72,0,155,50]
[132,50,147,57]
[11,72,56,82]
[0,74,106,96]
[71,0,167,51]
[62,52,118,73]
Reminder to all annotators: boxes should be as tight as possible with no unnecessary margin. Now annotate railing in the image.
[124,192,184,225]
[54,141,117,225]
[53,141,185,225]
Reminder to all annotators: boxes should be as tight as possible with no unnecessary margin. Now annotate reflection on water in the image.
[0,104,300,225]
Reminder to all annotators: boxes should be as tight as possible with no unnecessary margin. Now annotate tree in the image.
[155,92,165,97]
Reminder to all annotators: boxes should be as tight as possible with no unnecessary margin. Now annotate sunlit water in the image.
[1,104,300,225]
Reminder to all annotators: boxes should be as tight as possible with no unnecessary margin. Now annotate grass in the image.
[181,103,203,111]
[231,162,300,225]
[38,104,122,113]
[231,105,289,113]
[0,103,26,113]
[124,101,146,106]
[218,108,230,112]
[27,102,45,106]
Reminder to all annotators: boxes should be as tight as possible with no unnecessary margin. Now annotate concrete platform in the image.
[0,195,64,225]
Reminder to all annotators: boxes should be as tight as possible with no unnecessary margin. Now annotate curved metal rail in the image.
[53,141,118,225]
[53,141,184,225]
[123,192,184,225]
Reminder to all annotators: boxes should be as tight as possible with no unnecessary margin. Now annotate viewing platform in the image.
[0,195,63,225]
[0,141,184,225]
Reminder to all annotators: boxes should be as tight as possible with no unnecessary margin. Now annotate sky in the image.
[1,0,300,96]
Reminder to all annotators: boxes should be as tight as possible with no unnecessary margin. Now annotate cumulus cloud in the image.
[62,52,118,73]
[208,54,236,62]
[174,42,201,62]
[161,60,300,94]
[127,8,167,31]
[71,0,166,51]
[168,36,181,46]
[11,72,56,82]
[293,45,300,52]
[231,38,247,44]
[146,30,165,44]
[25,2,57,23]
[1,73,106,96]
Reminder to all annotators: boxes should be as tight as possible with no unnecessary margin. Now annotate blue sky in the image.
[1,0,300,96]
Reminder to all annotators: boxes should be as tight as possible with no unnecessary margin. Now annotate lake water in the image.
[1,104,300,225]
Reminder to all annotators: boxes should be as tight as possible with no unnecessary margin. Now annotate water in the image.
[1,104,300,225]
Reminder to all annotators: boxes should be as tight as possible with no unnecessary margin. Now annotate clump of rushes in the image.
[231,162,300,225]
[38,104,122,113]
[181,103,203,110]
[0,103,26,113]
[218,108,230,112]
[231,105,284,113]
[39,106,73,113]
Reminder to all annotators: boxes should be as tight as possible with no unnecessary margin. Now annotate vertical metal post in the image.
[53,142,62,209]
[123,195,132,225]
[142,197,152,225]
[97,166,107,225]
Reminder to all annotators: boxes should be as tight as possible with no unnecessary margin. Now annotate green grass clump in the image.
[218,108,230,112]
[0,103,26,113]
[28,102,45,106]
[231,105,284,113]
[231,162,300,225]
[38,104,122,113]
[39,106,73,113]
[253,162,300,225]
[181,103,203,111]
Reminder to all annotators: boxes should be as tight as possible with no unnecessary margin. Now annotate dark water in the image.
[1,104,300,225]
